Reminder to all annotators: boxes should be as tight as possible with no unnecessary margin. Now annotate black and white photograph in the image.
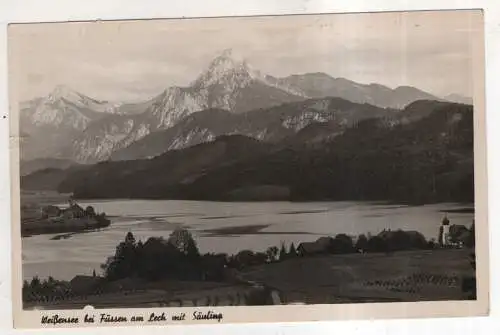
[8,9,487,321]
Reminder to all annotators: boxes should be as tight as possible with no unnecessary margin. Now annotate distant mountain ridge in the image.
[111,98,458,162]
[20,158,77,176]
[268,73,443,109]
[40,100,473,204]
[19,49,456,163]
[56,134,274,196]
[18,85,151,162]
[110,97,397,161]
[21,49,308,163]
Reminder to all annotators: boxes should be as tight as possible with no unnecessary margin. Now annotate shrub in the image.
[330,234,355,254]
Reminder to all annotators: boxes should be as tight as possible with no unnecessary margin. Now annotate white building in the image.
[441,215,450,246]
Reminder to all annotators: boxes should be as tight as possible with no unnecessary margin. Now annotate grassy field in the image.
[24,280,255,310]
[239,248,474,304]
[24,248,474,309]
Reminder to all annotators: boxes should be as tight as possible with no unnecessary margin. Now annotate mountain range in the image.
[22,100,472,204]
[443,94,474,105]
[20,158,76,176]
[19,48,468,168]
[110,97,398,161]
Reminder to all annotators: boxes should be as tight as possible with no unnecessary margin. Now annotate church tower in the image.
[440,214,450,246]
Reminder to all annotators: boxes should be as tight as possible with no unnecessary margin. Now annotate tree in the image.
[269,246,278,260]
[86,206,96,216]
[30,276,41,288]
[265,247,278,262]
[288,243,297,258]
[168,228,197,255]
[355,234,369,252]
[185,235,201,265]
[125,232,136,245]
[379,230,427,252]
[265,246,279,262]
[22,280,30,301]
[102,232,139,280]
[449,224,469,244]
[201,253,228,281]
[254,252,268,264]
[330,234,354,254]
[138,237,176,280]
[367,235,386,253]
[279,243,287,261]
[463,221,475,248]
[265,248,273,262]
[100,230,208,281]
[235,250,256,268]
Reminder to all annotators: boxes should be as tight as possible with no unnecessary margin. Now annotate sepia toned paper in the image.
[8,9,488,329]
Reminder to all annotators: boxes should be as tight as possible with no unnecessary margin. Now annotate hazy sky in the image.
[9,10,480,102]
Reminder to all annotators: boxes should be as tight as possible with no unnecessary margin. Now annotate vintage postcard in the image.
[8,9,488,329]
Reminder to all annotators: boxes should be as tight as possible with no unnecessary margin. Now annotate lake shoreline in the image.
[22,189,474,209]
[73,194,474,207]
[21,193,475,283]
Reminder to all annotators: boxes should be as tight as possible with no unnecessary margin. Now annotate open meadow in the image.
[240,248,474,303]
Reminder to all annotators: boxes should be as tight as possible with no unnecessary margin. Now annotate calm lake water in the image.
[22,200,474,281]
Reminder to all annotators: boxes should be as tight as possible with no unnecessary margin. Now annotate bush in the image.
[372,229,428,252]
[367,235,387,253]
[330,234,355,254]
[449,224,470,244]
[22,276,71,302]
[355,234,369,251]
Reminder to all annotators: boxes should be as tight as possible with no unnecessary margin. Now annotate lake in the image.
[21,199,474,281]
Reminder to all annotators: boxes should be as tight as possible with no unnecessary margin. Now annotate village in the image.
[22,215,476,309]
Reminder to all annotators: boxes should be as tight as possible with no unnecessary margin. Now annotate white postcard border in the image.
[4,7,490,331]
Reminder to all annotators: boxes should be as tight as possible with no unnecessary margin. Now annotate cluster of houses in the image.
[40,199,96,220]
[293,215,470,257]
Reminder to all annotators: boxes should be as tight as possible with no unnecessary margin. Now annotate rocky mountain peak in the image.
[191,49,263,89]
[210,48,247,69]
[47,85,84,103]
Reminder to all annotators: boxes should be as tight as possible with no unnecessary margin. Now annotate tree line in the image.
[92,223,476,281]
[23,222,475,303]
